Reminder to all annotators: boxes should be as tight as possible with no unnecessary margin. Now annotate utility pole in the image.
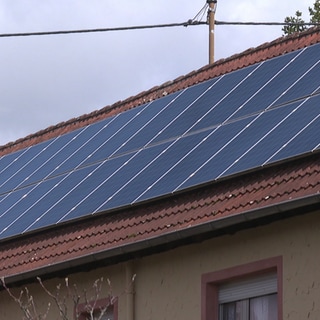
[207,0,217,64]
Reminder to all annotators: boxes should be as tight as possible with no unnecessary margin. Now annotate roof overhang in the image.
[4,192,320,286]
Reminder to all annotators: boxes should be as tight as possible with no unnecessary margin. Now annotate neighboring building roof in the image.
[1,27,320,284]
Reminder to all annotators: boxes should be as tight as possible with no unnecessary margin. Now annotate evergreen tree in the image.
[309,0,320,23]
[283,0,320,35]
[282,11,306,35]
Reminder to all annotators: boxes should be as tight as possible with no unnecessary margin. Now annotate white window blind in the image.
[218,273,277,304]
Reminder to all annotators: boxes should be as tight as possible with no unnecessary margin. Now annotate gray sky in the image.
[0,0,313,146]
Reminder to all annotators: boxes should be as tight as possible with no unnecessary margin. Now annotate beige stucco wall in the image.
[1,210,320,319]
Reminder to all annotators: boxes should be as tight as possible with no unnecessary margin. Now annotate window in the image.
[218,273,277,320]
[89,307,114,320]
[76,297,118,320]
[201,257,282,320]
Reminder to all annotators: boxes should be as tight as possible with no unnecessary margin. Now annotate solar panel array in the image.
[1,43,320,241]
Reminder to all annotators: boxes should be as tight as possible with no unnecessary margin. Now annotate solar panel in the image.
[1,43,320,240]
[264,100,320,163]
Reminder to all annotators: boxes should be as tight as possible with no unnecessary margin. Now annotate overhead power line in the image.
[216,20,320,26]
[0,20,206,38]
[0,20,319,39]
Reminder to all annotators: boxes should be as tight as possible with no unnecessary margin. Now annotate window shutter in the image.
[218,273,277,304]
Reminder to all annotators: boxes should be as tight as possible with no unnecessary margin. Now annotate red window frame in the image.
[201,256,283,320]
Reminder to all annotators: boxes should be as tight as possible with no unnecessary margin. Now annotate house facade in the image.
[0,28,320,320]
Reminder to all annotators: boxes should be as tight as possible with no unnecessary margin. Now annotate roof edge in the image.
[3,193,320,286]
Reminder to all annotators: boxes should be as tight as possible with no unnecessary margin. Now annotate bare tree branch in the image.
[1,277,50,320]
[2,273,135,320]
[37,277,68,320]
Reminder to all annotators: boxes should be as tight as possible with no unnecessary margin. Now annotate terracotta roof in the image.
[1,27,320,156]
[1,28,320,283]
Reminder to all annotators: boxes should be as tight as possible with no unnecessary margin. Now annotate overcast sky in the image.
[0,0,314,146]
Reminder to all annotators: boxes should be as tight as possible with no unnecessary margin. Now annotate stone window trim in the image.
[76,296,118,320]
[201,256,283,320]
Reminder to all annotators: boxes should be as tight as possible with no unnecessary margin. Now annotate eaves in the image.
[3,191,320,286]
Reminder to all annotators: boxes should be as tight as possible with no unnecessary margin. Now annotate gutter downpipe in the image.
[126,261,135,320]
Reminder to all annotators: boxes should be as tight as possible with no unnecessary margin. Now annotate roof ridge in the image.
[1,26,319,156]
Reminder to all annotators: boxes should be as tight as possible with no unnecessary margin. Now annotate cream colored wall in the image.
[134,210,320,320]
[1,210,320,319]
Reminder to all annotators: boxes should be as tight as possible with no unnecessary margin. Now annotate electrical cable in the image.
[191,3,209,23]
[0,21,206,38]
[215,20,320,26]
[0,20,319,39]
[200,5,209,22]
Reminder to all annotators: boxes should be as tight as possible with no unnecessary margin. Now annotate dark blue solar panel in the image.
[0,140,53,194]
[50,116,118,176]
[80,91,182,164]
[174,104,294,190]
[229,44,320,119]
[176,93,320,190]
[0,130,83,194]
[112,78,219,156]
[56,105,150,170]
[185,50,302,134]
[218,99,316,178]
[47,117,114,176]
[0,148,27,178]
[135,116,255,203]
[0,43,320,241]
[0,176,62,237]
[0,186,33,220]
[265,98,320,164]
[148,64,258,143]
[94,130,213,210]
[1,163,101,237]
[271,45,320,106]
[53,141,173,224]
